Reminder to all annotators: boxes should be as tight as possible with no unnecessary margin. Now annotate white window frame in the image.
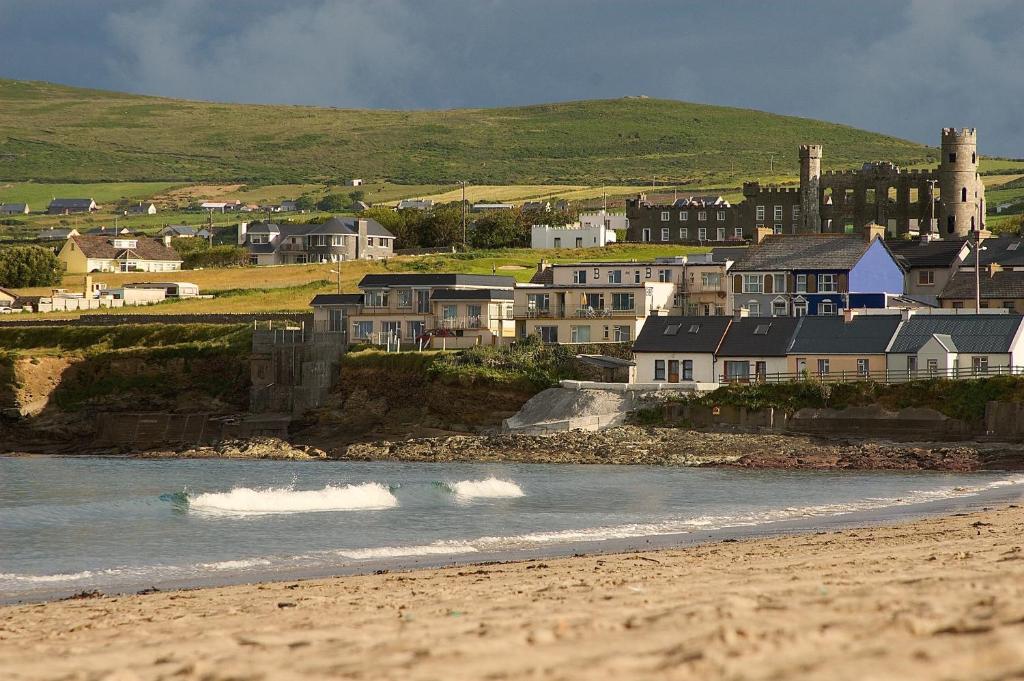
[819,300,836,315]
[742,274,763,293]
[660,211,670,221]
[795,274,807,293]
[679,211,688,221]
[641,228,651,242]
[680,228,688,240]
[661,227,670,241]
[773,205,783,221]
[717,210,726,221]
[734,227,743,238]
[818,274,837,293]
[698,227,707,241]
[755,205,765,221]
[772,273,786,293]
[698,211,707,222]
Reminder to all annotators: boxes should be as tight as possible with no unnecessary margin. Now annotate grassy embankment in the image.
[633,378,1024,426]
[0,324,254,411]
[0,79,936,185]
[12,242,707,317]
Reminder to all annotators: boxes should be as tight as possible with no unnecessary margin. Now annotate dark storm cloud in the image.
[0,0,1021,155]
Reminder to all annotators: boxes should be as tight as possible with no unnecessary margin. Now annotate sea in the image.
[2,455,1023,603]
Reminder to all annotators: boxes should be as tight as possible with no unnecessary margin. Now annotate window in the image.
[755,361,767,379]
[325,308,345,333]
[654,360,666,381]
[575,237,583,248]
[698,211,707,221]
[396,289,412,308]
[949,152,957,162]
[658,269,672,283]
[661,228,670,241]
[415,290,431,313]
[748,301,761,316]
[608,270,622,284]
[553,237,561,248]
[772,299,787,316]
[725,361,750,380]
[698,227,707,240]
[857,358,869,376]
[660,211,670,221]
[818,274,837,293]
[382,321,401,339]
[570,325,591,343]
[332,235,344,247]
[754,323,771,335]
[817,359,830,375]
[927,358,938,375]
[310,234,328,247]
[702,272,721,288]
[353,321,373,339]
[772,274,786,293]
[918,270,935,286]
[613,325,631,342]
[717,211,726,221]
[952,301,964,309]
[527,293,550,312]
[366,236,373,247]
[584,292,604,310]
[688,324,701,333]
[679,211,688,221]
[773,205,783,220]
[250,234,267,244]
[682,360,694,381]
[663,323,682,336]
[734,227,744,238]
[756,205,765,221]
[537,326,558,343]
[573,269,587,284]
[962,187,968,203]
[972,356,989,375]
[442,304,457,320]
[796,358,807,374]
[645,267,652,279]
[742,274,763,293]
[611,293,635,311]
[365,290,388,307]
[792,205,801,221]
[408,320,425,340]
[603,325,610,340]
[679,228,688,240]
[716,227,726,241]
[641,228,651,242]
[773,224,783,234]
[467,304,482,327]
[819,300,836,315]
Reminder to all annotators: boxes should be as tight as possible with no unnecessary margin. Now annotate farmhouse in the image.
[127,202,157,215]
[47,198,97,215]
[0,203,29,215]
[239,218,394,265]
[58,235,183,273]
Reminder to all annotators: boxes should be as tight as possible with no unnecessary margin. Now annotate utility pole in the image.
[975,227,982,313]
[461,180,467,249]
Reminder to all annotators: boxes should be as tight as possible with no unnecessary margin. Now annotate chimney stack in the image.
[357,219,369,259]
[864,223,886,242]
[537,258,551,274]
[755,226,774,244]
[843,307,856,323]
[990,262,1002,278]
[162,234,173,248]
[237,221,248,245]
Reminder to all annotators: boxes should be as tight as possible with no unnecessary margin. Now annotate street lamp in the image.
[329,269,342,293]
[973,235,987,313]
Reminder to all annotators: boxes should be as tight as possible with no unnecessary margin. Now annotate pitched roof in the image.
[36,227,76,239]
[48,198,94,209]
[0,203,28,213]
[967,234,1024,267]
[939,270,1024,300]
[529,266,554,285]
[66,235,182,262]
[717,316,802,356]
[886,238,967,268]
[709,246,748,263]
[789,314,902,354]
[430,288,514,301]
[731,234,874,271]
[358,274,516,289]
[161,225,197,236]
[310,293,363,306]
[888,314,1024,353]
[632,315,732,353]
[247,218,394,239]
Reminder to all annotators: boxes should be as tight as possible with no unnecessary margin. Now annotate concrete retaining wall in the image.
[788,405,971,441]
[94,412,290,447]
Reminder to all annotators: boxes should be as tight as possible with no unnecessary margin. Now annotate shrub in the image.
[183,245,248,269]
[0,246,62,287]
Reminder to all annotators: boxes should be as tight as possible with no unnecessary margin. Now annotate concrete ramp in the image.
[502,387,644,434]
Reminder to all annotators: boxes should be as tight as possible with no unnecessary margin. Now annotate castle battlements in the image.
[941,127,977,143]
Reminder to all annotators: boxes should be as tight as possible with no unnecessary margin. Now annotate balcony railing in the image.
[513,305,637,319]
[438,316,484,330]
[514,305,566,319]
[718,365,1024,385]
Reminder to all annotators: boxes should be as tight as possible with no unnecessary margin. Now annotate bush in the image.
[316,193,349,212]
[183,245,248,269]
[0,246,62,287]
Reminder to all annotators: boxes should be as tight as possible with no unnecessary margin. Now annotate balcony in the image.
[438,315,485,330]
[514,305,566,319]
[512,305,637,319]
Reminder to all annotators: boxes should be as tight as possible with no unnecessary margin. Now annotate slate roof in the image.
[127,202,156,213]
[36,228,76,239]
[161,225,197,236]
[886,238,967,269]
[710,246,748,263]
[632,315,732,353]
[789,314,902,354]
[967,235,1024,268]
[85,226,131,235]
[730,234,876,272]
[717,317,802,356]
[887,315,1024,353]
[247,221,281,234]
[939,270,1024,300]
[246,217,394,239]
[0,203,28,214]
[48,198,95,210]
[67,235,182,262]
[430,288,514,301]
[358,274,516,289]
[529,267,554,285]
[310,293,364,306]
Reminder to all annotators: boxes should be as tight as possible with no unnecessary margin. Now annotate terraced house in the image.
[310,273,516,348]
[515,260,677,344]
[729,227,905,317]
[239,217,394,265]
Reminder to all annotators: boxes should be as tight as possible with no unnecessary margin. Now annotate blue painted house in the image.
[729,228,905,317]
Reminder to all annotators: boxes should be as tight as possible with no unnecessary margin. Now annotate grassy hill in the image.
[0,79,937,186]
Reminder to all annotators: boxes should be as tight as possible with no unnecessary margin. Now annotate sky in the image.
[1,0,1022,156]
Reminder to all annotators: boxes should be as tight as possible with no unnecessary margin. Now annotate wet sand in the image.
[3,505,1024,680]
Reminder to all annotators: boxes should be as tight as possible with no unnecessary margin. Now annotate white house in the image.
[885,312,1024,379]
[531,211,623,250]
[715,316,802,382]
[631,316,732,384]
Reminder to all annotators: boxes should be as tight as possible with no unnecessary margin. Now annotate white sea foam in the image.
[200,558,274,571]
[449,477,525,500]
[0,570,97,583]
[336,542,479,560]
[188,482,398,516]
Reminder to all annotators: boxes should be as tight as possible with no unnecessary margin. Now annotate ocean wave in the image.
[0,570,97,583]
[335,542,479,560]
[188,482,398,516]
[444,477,525,500]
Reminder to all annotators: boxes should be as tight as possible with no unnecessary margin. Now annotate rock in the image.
[175,437,328,461]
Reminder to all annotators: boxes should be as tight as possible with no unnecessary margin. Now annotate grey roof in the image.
[430,288,514,301]
[247,217,393,239]
[932,333,958,352]
[84,226,131,236]
[731,234,875,272]
[886,238,967,269]
[632,315,732,353]
[717,317,802,356]
[576,354,635,368]
[529,266,554,285]
[310,293,363,306]
[36,227,76,239]
[161,225,197,236]
[0,203,28,213]
[968,235,1024,267]
[939,270,1024,300]
[247,221,281,234]
[48,198,94,209]
[888,315,1024,353]
[789,314,902,354]
[358,273,516,289]
[710,246,748,263]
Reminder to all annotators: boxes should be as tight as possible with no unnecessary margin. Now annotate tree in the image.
[421,204,464,247]
[316,193,349,211]
[294,194,317,211]
[182,245,249,269]
[0,246,62,287]
[360,207,417,249]
[470,210,525,249]
[348,190,366,204]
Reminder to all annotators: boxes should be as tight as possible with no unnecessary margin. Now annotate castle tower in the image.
[799,144,822,233]
[937,128,983,237]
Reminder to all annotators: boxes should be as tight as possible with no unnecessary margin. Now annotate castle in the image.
[626,128,986,243]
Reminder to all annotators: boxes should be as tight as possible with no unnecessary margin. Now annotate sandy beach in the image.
[1,505,1023,680]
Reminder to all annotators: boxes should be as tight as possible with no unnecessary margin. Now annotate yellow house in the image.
[58,235,183,274]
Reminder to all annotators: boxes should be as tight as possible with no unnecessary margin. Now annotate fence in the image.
[719,365,1024,385]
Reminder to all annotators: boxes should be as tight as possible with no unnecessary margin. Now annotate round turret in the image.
[799,145,822,232]
[938,127,982,237]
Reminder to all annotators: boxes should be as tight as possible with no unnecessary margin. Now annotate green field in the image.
[0,181,182,209]
[0,79,937,185]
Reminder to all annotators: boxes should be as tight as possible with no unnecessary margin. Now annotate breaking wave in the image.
[442,477,525,500]
[187,482,398,516]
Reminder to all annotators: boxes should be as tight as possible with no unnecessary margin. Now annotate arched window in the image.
[961,187,968,203]
[972,152,977,164]
[947,215,956,234]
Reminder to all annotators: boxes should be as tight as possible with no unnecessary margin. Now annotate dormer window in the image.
[113,238,137,249]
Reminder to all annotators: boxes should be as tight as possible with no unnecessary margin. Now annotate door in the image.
[668,360,680,383]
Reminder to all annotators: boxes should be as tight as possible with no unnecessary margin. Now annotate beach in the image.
[2,505,1024,680]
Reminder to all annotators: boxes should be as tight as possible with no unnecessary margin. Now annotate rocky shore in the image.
[141,437,328,461]
[338,426,992,471]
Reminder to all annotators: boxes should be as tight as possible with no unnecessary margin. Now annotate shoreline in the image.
[3,502,1024,679]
